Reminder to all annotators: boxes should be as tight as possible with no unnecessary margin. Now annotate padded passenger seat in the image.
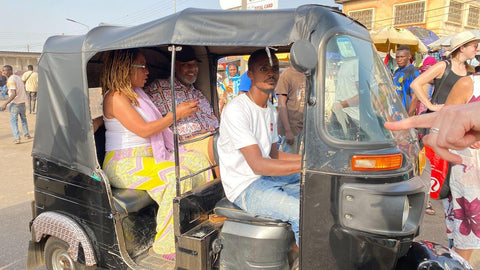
[214,197,284,223]
[94,125,154,216]
[111,188,155,215]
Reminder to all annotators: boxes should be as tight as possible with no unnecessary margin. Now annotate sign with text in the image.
[247,0,278,10]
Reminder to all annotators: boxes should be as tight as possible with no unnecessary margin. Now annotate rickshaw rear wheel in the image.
[45,237,94,270]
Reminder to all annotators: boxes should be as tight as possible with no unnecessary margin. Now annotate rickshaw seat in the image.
[94,125,154,215]
[214,197,285,224]
[111,188,155,215]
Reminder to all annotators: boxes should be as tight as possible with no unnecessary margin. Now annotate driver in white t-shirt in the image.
[217,49,302,249]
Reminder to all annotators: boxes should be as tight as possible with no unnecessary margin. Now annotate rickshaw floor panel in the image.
[134,253,176,269]
[122,204,157,258]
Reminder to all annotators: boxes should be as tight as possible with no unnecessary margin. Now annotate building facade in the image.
[0,51,40,73]
[335,0,480,37]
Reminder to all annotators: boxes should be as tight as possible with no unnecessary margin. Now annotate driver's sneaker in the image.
[13,139,20,144]
[25,135,32,140]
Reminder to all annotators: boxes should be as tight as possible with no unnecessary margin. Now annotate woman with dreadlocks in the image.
[101,49,212,261]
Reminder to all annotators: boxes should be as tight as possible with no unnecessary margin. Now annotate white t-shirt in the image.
[218,94,278,202]
[336,58,359,121]
[7,74,28,104]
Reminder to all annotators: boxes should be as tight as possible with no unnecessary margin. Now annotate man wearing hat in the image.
[145,45,219,170]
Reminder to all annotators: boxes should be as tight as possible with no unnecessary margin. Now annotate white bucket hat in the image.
[445,31,480,56]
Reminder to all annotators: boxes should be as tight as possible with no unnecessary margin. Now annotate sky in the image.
[1,0,341,52]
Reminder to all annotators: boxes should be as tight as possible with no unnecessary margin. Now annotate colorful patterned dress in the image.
[103,147,211,255]
[443,76,480,250]
[103,88,212,256]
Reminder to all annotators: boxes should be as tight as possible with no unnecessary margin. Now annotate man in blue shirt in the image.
[238,71,251,93]
[393,45,420,116]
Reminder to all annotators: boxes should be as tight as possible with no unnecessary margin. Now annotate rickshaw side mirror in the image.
[290,40,318,74]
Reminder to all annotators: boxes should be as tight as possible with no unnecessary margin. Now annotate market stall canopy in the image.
[370,26,428,54]
[242,52,289,61]
[428,30,480,51]
[407,26,439,47]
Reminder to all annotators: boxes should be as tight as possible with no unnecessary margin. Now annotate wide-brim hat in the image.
[175,45,201,62]
[445,31,480,56]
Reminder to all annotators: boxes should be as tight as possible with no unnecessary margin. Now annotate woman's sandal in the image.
[425,202,435,215]
[162,253,176,262]
[148,248,175,262]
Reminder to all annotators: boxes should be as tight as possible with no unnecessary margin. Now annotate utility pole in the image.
[241,0,247,10]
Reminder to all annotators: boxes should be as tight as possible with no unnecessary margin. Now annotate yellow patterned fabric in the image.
[183,135,214,165]
[103,146,212,254]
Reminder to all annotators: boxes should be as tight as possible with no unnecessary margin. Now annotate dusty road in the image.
[0,106,477,269]
[0,108,37,270]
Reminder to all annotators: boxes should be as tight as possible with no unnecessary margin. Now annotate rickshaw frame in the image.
[27,4,471,270]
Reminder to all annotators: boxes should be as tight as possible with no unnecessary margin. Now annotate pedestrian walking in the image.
[276,66,305,154]
[0,65,31,144]
[418,56,438,216]
[411,31,480,113]
[22,65,38,114]
[393,45,420,116]
[0,72,7,99]
[436,74,480,263]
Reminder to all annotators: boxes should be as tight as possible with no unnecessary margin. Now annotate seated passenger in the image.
[217,49,302,248]
[101,49,212,261]
[144,46,219,171]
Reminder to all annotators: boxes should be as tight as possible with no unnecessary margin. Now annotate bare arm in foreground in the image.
[384,102,480,164]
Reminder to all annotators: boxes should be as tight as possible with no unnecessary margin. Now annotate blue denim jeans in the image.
[279,132,303,154]
[234,173,300,245]
[9,103,29,140]
[0,85,7,99]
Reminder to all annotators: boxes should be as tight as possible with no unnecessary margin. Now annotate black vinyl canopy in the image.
[33,5,367,177]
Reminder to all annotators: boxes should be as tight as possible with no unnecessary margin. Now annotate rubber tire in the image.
[44,237,94,270]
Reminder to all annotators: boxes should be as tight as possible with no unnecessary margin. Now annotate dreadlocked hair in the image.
[100,49,140,106]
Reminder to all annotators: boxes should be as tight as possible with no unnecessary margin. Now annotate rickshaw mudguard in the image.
[30,211,97,266]
[395,241,473,270]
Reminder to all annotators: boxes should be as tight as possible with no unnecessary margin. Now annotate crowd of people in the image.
[389,30,480,263]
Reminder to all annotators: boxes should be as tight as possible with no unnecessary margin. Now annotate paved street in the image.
[0,107,477,269]
[0,109,38,270]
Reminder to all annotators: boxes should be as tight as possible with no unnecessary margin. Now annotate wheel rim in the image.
[51,248,76,270]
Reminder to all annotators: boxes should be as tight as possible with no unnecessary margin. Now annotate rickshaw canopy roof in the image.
[33,5,368,176]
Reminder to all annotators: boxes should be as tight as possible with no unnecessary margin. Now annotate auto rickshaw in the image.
[26,5,471,270]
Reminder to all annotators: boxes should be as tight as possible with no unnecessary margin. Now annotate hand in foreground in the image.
[0,103,6,111]
[176,100,199,119]
[384,103,480,164]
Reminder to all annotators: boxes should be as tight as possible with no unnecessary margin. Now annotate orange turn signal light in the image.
[351,153,403,171]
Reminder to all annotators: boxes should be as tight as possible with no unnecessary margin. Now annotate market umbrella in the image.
[407,26,439,47]
[428,30,480,51]
[242,52,290,61]
[370,26,428,54]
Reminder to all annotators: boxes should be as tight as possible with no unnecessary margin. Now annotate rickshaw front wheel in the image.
[45,237,94,270]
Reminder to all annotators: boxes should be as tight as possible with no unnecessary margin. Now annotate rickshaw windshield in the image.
[324,34,409,143]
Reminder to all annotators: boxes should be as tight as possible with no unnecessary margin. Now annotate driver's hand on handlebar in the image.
[176,100,199,119]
